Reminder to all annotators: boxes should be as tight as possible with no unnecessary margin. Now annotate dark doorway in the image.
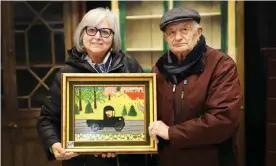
[244,1,276,166]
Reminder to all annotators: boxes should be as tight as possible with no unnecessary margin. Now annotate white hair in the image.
[74,7,121,53]
[193,21,200,30]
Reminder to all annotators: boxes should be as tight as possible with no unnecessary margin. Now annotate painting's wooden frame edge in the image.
[61,73,158,154]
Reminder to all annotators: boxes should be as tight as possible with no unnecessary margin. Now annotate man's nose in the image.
[175,31,182,40]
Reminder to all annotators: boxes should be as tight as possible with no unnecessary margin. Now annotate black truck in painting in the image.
[86,105,125,132]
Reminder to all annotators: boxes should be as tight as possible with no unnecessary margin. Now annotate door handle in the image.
[8,122,18,128]
[6,121,22,142]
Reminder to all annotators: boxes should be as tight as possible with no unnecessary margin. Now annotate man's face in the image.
[163,20,202,56]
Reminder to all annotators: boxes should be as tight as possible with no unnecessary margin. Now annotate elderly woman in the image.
[36,8,145,166]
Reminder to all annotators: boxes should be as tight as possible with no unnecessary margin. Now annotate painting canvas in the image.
[61,73,157,154]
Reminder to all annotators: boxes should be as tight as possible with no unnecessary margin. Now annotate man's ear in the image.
[163,33,166,40]
[197,26,203,36]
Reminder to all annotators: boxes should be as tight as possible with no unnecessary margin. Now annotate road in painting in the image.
[75,120,144,134]
[74,86,146,141]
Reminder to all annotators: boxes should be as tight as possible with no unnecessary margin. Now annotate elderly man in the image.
[148,6,242,166]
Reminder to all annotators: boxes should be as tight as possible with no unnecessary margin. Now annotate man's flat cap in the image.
[160,6,201,31]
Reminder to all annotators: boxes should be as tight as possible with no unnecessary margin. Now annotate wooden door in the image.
[1,1,82,166]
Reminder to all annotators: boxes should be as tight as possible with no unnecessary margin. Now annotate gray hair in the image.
[74,7,121,53]
[193,20,200,30]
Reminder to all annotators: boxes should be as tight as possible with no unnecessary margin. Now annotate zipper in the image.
[172,84,176,124]
[181,80,187,121]
[181,87,184,119]
[116,156,120,166]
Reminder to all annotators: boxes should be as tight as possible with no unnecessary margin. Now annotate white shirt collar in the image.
[84,51,111,66]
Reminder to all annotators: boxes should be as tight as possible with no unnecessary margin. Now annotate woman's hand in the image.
[51,142,79,160]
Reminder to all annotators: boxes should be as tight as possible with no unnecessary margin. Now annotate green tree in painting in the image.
[85,101,93,113]
[89,87,106,109]
[75,87,84,111]
[128,104,137,116]
[75,87,91,111]
[82,87,106,110]
[121,105,127,116]
[116,87,121,92]
[75,103,79,114]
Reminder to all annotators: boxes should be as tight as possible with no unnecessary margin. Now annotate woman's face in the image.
[82,18,113,57]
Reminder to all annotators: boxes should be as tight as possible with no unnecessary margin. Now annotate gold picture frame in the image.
[61,73,158,154]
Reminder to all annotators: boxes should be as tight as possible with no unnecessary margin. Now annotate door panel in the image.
[1,1,83,166]
[2,117,62,166]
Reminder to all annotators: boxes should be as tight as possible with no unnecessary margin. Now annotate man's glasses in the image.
[85,26,114,38]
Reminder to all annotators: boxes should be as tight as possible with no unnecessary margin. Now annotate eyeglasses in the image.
[85,26,114,38]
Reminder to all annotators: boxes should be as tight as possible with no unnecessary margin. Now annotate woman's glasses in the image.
[85,26,114,38]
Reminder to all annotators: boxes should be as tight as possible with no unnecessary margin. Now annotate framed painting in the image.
[61,73,158,154]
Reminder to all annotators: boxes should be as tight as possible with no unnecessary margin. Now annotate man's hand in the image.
[51,142,79,160]
[148,120,169,142]
[94,153,116,158]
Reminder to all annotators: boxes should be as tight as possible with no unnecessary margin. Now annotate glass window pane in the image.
[27,1,49,13]
[31,67,51,79]
[13,2,35,23]
[42,2,63,22]
[15,33,26,65]
[31,86,49,108]
[16,70,38,96]
[44,68,60,87]
[55,32,65,63]
[28,23,52,64]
